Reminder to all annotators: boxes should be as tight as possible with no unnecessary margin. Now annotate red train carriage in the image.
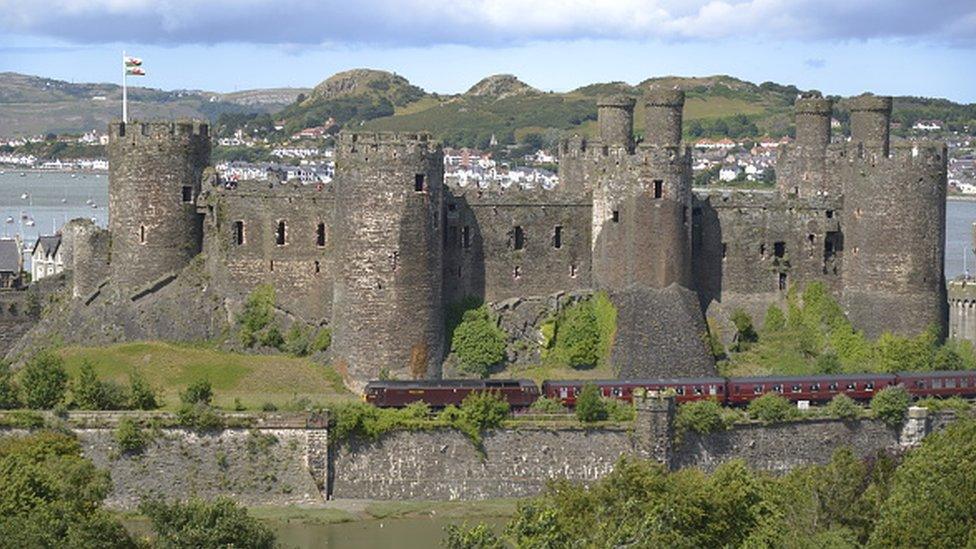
[364,379,539,409]
[898,371,976,399]
[542,378,727,407]
[726,373,897,405]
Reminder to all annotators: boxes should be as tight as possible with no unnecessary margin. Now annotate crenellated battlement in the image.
[109,120,210,142]
[337,131,441,164]
[643,88,685,107]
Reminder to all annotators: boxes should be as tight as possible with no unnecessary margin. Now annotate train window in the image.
[846,383,856,391]
[811,383,821,392]
[694,386,703,395]
[946,378,957,389]
[932,379,943,389]
[772,384,783,393]
[559,388,568,398]
[710,385,718,395]
[754,385,763,395]
[791,384,801,393]
[612,387,622,397]
[675,387,685,395]
[915,380,926,389]
[828,383,838,391]
[716,386,724,394]
[865,382,874,391]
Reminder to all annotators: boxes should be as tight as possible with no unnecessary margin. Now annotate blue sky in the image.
[1,0,974,102]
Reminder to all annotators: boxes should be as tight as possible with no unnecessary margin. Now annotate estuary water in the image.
[3,170,976,278]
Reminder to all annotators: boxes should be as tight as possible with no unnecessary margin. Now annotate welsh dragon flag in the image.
[124,56,145,76]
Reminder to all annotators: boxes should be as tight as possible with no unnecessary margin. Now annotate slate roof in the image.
[31,234,61,259]
[0,239,20,273]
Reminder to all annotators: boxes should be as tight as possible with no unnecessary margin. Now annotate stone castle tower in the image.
[330,133,445,383]
[107,121,210,293]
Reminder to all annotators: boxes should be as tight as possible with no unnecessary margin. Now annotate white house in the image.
[31,234,63,282]
[719,164,743,182]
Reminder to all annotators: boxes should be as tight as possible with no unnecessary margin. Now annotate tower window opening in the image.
[653,180,663,199]
[778,272,788,291]
[721,242,727,260]
[414,174,425,192]
[553,226,563,249]
[513,226,525,250]
[462,226,471,249]
[774,241,786,258]
[759,243,766,259]
[182,186,193,203]
[269,260,274,272]
[139,225,146,244]
[826,210,834,219]
[234,221,244,245]
[316,223,326,247]
[570,264,578,278]
[276,221,286,246]
[612,210,620,223]
[513,265,521,279]
[314,260,320,274]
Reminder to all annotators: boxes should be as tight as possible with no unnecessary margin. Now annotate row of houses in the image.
[0,234,63,290]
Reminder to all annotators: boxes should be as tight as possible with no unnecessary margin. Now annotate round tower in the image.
[780,94,834,198]
[597,95,636,150]
[795,94,832,150]
[108,121,210,293]
[841,141,948,338]
[643,89,684,147]
[849,94,892,157]
[331,132,445,385]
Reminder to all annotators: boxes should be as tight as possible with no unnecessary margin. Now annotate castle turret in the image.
[107,121,210,294]
[597,95,636,151]
[591,90,692,290]
[841,141,948,338]
[849,94,892,157]
[643,88,684,147]
[778,94,834,198]
[331,132,444,385]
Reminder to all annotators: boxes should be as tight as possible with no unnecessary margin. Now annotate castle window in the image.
[276,221,286,246]
[314,260,320,274]
[234,221,244,246]
[612,210,620,223]
[778,272,788,291]
[513,226,525,251]
[774,241,785,258]
[270,260,274,272]
[759,243,766,259]
[316,223,326,247]
[181,186,193,203]
[414,174,425,192]
[513,265,521,279]
[721,243,727,260]
[570,264,578,278]
[826,210,834,219]
[653,179,663,199]
[139,225,146,244]
[462,226,471,249]
[553,226,562,249]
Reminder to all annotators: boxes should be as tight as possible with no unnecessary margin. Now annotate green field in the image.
[58,342,355,411]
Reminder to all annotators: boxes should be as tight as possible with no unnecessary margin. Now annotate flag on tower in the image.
[124,56,145,76]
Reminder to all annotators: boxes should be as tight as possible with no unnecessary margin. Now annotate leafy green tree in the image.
[451,307,507,377]
[115,418,147,454]
[762,304,786,335]
[128,372,159,410]
[73,361,127,410]
[814,351,841,374]
[20,351,68,409]
[870,386,911,427]
[0,363,20,409]
[311,328,332,353]
[554,302,601,368]
[869,420,976,548]
[574,384,607,422]
[731,309,758,351]
[460,390,510,431]
[676,399,727,435]
[180,379,213,406]
[139,496,276,549]
[826,393,861,421]
[444,522,503,549]
[747,393,795,424]
[528,396,567,414]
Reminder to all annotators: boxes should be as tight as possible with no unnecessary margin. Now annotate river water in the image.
[3,170,976,277]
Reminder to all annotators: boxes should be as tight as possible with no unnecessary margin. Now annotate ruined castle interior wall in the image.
[841,142,948,338]
[331,134,445,383]
[107,122,209,294]
[204,182,334,324]
[442,188,592,305]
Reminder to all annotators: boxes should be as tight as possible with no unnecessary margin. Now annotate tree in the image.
[762,304,786,335]
[826,393,861,421]
[444,523,502,549]
[460,390,510,431]
[73,361,127,410]
[870,386,911,427]
[676,399,727,435]
[747,393,795,424]
[575,384,607,422]
[554,302,601,369]
[139,497,276,549]
[128,372,159,410]
[451,307,507,377]
[20,351,68,409]
[730,309,758,352]
[180,379,213,406]
[0,363,20,409]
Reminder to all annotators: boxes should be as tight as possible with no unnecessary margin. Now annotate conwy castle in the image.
[0,90,949,386]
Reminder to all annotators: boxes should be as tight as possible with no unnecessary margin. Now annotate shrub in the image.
[747,393,795,424]
[915,396,971,414]
[115,417,147,454]
[238,284,276,348]
[460,390,510,431]
[73,362,128,410]
[575,384,608,422]
[762,304,786,335]
[139,496,276,549]
[177,402,225,431]
[0,364,21,409]
[284,325,310,357]
[128,372,159,410]
[731,309,758,352]
[555,302,601,368]
[826,393,862,421]
[604,398,635,422]
[451,307,507,377]
[871,386,911,427]
[444,522,503,549]
[20,351,68,409]
[259,323,285,350]
[676,399,727,434]
[529,396,567,414]
[180,379,213,406]
[311,328,332,353]
[261,402,278,412]
[814,352,842,374]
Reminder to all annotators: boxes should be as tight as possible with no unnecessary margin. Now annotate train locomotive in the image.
[364,371,976,409]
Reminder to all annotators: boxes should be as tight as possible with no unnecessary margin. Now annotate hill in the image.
[0,72,307,137]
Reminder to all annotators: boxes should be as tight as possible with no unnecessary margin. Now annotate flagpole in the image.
[122,50,128,124]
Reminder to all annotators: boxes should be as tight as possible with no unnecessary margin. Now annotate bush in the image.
[0,364,21,409]
[555,302,601,368]
[529,396,567,414]
[762,304,786,335]
[870,386,911,427]
[826,393,862,420]
[575,384,607,422]
[139,496,276,549]
[451,307,507,377]
[676,399,727,435]
[238,284,276,348]
[814,351,842,374]
[180,379,213,406]
[444,522,503,549]
[747,393,795,424]
[128,372,159,410]
[284,325,310,357]
[731,309,758,352]
[176,402,225,431]
[72,362,128,410]
[311,328,332,353]
[915,396,971,414]
[115,418,147,454]
[604,398,635,422]
[259,323,285,350]
[460,390,510,431]
[20,351,68,409]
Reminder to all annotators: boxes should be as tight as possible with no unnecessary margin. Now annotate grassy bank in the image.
[57,341,356,411]
[248,499,520,525]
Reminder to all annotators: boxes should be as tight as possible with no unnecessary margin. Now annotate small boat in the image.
[20,212,28,220]
[25,219,34,227]
[70,173,77,178]
[60,198,67,204]
[91,204,98,209]
[85,198,94,205]
[20,193,28,200]
[19,172,26,177]
[4,217,13,224]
